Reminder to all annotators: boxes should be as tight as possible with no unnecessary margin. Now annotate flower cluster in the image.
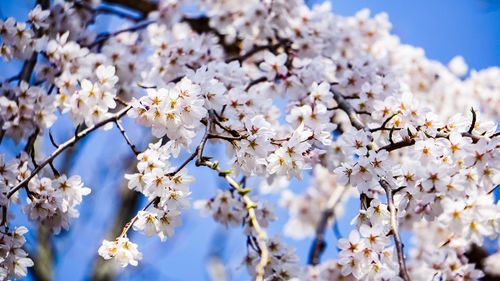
[98,236,142,267]
[0,8,48,62]
[0,81,57,143]
[337,227,399,280]
[2,0,500,279]
[406,221,485,281]
[195,189,246,227]
[0,153,31,207]
[242,235,300,281]
[129,78,207,147]
[23,175,91,234]
[44,33,120,127]
[0,227,33,280]
[98,140,194,266]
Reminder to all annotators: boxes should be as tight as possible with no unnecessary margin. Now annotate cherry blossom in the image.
[0,0,500,280]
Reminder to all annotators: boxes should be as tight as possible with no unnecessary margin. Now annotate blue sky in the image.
[1,1,500,280]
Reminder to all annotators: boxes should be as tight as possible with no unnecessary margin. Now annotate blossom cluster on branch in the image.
[1,0,500,280]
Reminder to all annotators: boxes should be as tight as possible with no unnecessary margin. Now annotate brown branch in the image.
[207,133,245,142]
[331,87,366,131]
[19,52,39,83]
[468,107,476,134]
[48,130,59,149]
[7,105,132,198]
[167,150,198,177]
[211,115,241,137]
[369,113,401,132]
[487,185,499,195]
[118,196,159,238]
[379,178,410,281]
[490,131,500,139]
[460,132,480,143]
[114,120,140,156]
[377,139,416,152]
[225,39,290,64]
[86,20,155,49]
[195,115,212,167]
[18,0,49,84]
[245,76,267,91]
[198,158,269,281]
[193,112,269,281]
[102,0,157,16]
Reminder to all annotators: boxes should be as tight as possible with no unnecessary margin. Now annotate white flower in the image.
[448,55,468,77]
[0,226,33,280]
[98,236,142,267]
[28,5,50,29]
[95,65,118,87]
[259,51,288,80]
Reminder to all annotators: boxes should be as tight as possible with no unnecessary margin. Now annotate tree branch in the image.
[102,0,157,16]
[114,120,140,156]
[468,107,476,134]
[331,87,366,131]
[379,178,410,281]
[7,105,132,198]
[86,20,155,49]
[225,39,290,64]
[377,139,416,152]
[194,112,269,281]
[201,160,270,281]
[118,196,159,238]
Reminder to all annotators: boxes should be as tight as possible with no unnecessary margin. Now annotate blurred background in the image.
[1,0,500,280]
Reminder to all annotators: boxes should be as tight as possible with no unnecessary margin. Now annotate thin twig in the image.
[369,113,400,132]
[194,112,269,281]
[487,185,499,195]
[201,159,269,281]
[490,131,500,139]
[48,130,59,149]
[48,161,60,178]
[468,107,476,134]
[379,178,411,281]
[102,0,157,16]
[211,115,241,137]
[207,133,245,142]
[245,77,267,91]
[114,120,140,156]
[7,105,132,198]
[114,96,129,106]
[225,40,290,64]
[118,196,159,238]
[86,20,155,49]
[167,150,198,177]
[195,114,212,167]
